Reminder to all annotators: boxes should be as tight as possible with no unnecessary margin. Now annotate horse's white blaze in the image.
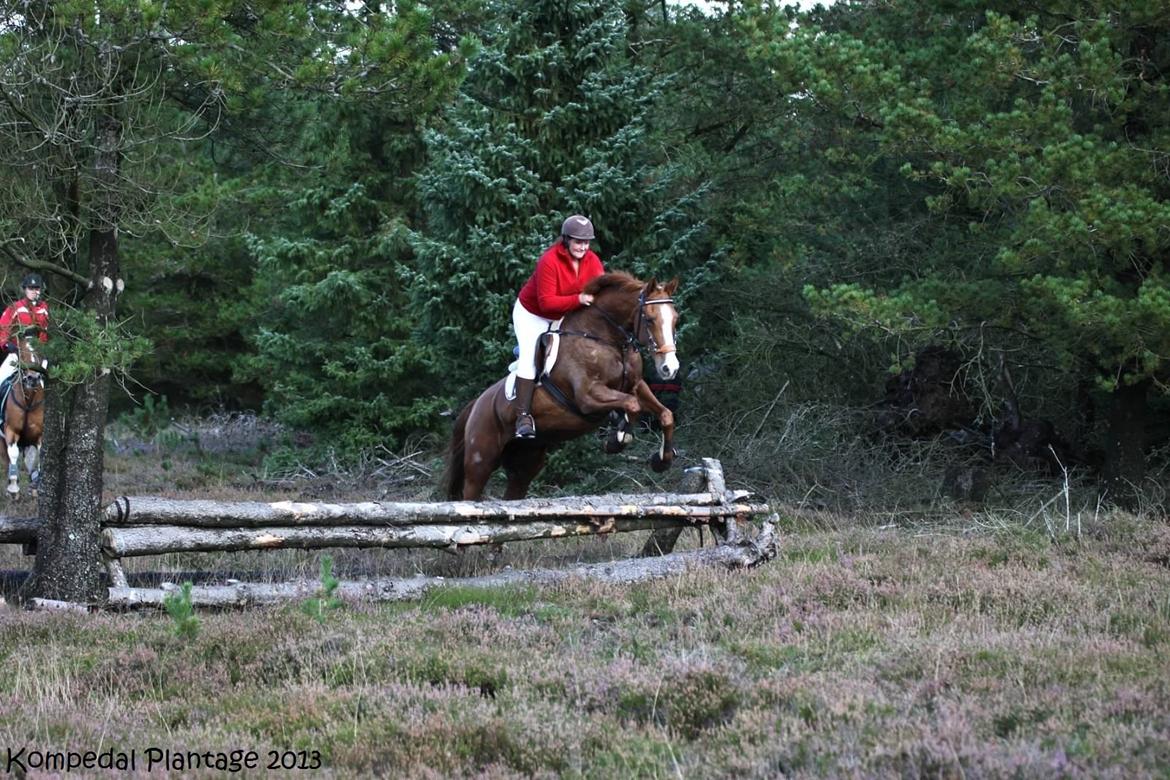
[658,305,679,379]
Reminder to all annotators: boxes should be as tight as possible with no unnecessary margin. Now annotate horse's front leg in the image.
[633,380,676,473]
[576,385,641,418]
[604,411,635,454]
[5,436,20,496]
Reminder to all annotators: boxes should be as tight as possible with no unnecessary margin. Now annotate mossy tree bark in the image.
[25,112,122,604]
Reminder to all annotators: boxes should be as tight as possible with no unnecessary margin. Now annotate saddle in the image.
[504,319,564,401]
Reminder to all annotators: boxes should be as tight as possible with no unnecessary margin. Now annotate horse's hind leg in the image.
[23,444,38,497]
[503,445,546,500]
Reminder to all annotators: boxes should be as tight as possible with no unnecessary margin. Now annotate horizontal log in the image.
[101,510,770,557]
[0,515,39,545]
[106,516,779,608]
[102,491,764,528]
[28,597,90,613]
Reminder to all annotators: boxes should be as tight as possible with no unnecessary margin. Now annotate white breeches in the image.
[512,299,553,381]
[0,354,16,386]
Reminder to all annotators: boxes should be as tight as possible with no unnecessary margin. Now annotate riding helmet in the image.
[20,273,44,290]
[560,215,595,241]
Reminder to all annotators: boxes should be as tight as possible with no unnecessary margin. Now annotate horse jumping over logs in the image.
[1,336,46,497]
[444,272,680,500]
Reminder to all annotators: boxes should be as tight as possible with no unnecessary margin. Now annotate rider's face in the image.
[567,238,590,259]
[23,286,40,301]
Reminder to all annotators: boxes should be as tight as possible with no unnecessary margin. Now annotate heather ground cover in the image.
[1,416,1168,777]
[2,515,1169,777]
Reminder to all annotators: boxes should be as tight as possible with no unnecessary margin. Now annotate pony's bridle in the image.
[543,287,678,416]
[12,361,44,412]
[633,291,677,357]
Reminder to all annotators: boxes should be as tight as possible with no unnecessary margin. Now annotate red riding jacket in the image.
[518,241,605,319]
[0,296,49,345]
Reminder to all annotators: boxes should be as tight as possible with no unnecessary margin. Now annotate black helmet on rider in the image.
[20,273,43,291]
[560,215,595,242]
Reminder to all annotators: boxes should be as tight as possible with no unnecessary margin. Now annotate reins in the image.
[541,289,676,420]
[555,291,676,361]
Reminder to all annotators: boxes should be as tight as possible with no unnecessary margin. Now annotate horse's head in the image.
[636,278,680,381]
[16,337,46,391]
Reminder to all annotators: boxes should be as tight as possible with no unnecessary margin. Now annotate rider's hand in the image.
[578,293,594,306]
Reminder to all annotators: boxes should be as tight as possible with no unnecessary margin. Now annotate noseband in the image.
[633,292,677,356]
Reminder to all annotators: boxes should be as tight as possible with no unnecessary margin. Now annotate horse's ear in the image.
[643,276,658,292]
[665,278,679,295]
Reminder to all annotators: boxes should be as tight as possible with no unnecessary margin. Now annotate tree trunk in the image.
[1103,378,1148,507]
[25,111,122,604]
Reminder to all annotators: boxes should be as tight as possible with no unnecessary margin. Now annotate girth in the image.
[538,372,610,424]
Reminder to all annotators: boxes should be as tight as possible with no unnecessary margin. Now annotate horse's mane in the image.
[584,271,643,297]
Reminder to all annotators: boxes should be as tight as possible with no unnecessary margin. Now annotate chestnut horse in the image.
[1,336,46,497]
[443,272,681,500]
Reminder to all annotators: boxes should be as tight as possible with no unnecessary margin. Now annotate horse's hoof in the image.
[649,453,671,473]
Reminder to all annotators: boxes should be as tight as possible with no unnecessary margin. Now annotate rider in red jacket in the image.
[512,215,605,438]
[0,273,49,346]
[0,273,49,386]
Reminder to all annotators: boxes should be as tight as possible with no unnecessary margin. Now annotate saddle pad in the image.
[504,318,564,400]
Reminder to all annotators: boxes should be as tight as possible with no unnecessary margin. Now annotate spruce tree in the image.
[408,0,687,394]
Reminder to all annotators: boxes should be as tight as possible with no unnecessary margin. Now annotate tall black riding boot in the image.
[514,377,537,439]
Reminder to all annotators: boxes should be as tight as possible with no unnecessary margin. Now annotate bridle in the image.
[552,287,677,393]
[8,343,45,414]
[632,290,678,358]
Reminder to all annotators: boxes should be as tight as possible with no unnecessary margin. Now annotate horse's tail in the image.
[440,402,473,500]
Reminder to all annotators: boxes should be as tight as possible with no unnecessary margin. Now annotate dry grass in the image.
[1,521,1168,777]
[0,414,1168,776]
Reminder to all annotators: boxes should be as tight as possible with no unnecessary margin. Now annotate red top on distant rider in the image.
[0,273,49,349]
[511,215,606,439]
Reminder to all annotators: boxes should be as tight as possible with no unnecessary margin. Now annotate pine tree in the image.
[751,0,1170,495]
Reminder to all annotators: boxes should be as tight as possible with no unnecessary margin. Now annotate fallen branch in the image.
[102,491,762,528]
[0,515,39,545]
[102,513,777,557]
[107,515,779,608]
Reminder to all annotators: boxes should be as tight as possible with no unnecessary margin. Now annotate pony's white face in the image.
[17,338,45,388]
[642,280,680,381]
[652,301,680,381]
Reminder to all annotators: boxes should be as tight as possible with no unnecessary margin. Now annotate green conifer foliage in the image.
[750,0,1170,485]
[408,0,684,393]
[235,2,475,454]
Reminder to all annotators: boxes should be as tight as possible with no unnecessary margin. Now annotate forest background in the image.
[2,0,1168,575]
